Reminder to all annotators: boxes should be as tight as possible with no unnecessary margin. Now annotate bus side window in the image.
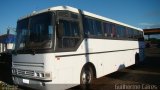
[57,19,80,49]
[83,17,89,37]
[116,25,120,38]
[116,25,126,38]
[111,24,116,38]
[128,28,132,39]
[83,17,103,37]
[57,22,64,38]
[95,20,103,36]
[103,23,112,37]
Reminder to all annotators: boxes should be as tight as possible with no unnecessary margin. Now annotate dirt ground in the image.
[0,47,160,90]
[70,48,160,90]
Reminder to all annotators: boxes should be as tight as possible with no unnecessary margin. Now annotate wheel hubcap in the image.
[82,70,91,84]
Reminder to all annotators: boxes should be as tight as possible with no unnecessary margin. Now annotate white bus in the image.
[12,6,145,90]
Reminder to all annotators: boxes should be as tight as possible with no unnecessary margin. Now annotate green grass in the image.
[0,81,18,90]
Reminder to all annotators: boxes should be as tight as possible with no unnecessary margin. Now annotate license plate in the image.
[22,79,29,84]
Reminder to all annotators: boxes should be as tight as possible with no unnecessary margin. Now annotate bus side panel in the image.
[52,39,143,85]
[52,55,86,84]
[83,39,140,78]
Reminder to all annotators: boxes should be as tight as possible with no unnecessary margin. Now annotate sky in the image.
[0,0,160,38]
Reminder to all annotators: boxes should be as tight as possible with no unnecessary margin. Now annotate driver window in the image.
[57,19,80,49]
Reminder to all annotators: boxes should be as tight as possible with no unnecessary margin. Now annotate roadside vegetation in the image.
[0,81,17,90]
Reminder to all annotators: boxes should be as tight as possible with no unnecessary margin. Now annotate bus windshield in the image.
[15,12,54,51]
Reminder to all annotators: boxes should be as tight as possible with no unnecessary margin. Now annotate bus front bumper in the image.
[12,76,76,90]
[12,76,53,90]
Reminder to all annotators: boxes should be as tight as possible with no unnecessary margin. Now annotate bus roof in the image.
[19,6,142,31]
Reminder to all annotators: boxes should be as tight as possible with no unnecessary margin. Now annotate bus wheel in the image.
[80,66,94,89]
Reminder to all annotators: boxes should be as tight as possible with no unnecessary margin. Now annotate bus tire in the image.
[80,66,94,90]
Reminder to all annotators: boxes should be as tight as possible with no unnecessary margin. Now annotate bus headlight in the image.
[44,73,51,78]
[34,72,40,77]
[12,69,16,74]
[39,73,44,78]
[34,72,38,77]
[34,72,51,79]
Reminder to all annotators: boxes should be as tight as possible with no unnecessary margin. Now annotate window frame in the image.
[16,11,56,54]
[83,16,104,38]
[83,14,143,41]
[55,10,83,52]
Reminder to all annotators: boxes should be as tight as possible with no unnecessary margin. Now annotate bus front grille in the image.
[13,69,35,77]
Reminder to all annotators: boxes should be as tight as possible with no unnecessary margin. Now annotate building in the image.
[144,28,160,39]
[0,34,15,53]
